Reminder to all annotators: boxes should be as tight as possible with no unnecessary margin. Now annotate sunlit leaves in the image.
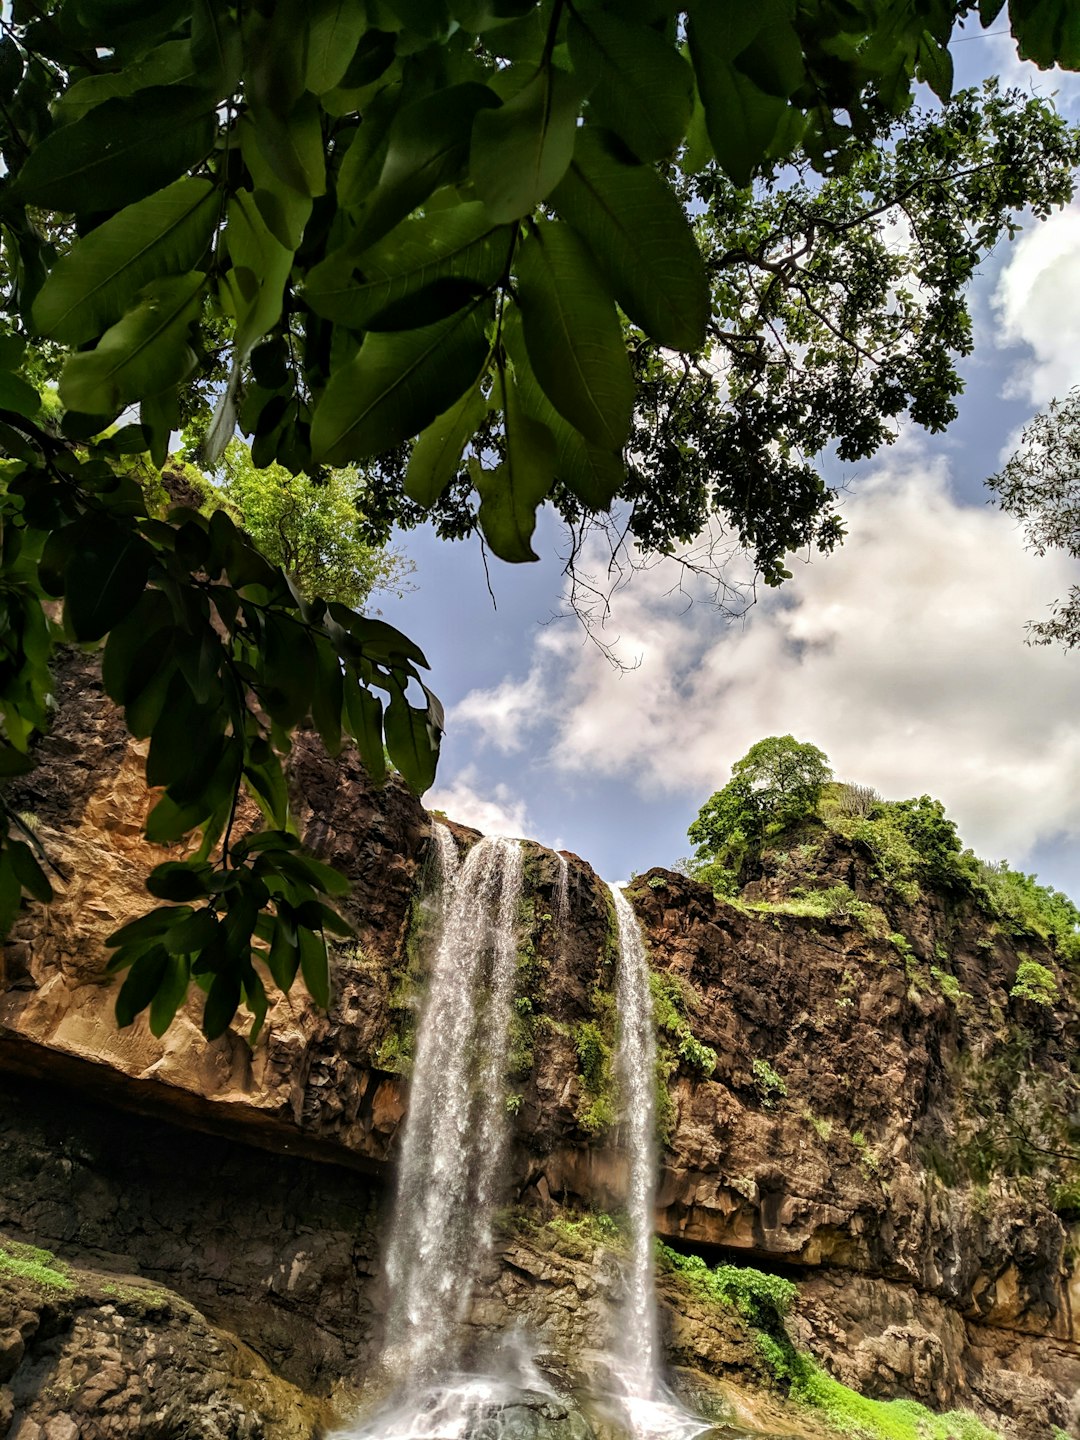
[515,218,633,451]
[311,297,493,464]
[405,381,488,507]
[58,273,204,415]
[474,374,556,562]
[568,10,693,162]
[551,128,708,352]
[1010,0,1080,68]
[33,178,218,346]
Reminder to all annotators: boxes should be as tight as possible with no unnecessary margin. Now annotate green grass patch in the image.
[0,1241,73,1291]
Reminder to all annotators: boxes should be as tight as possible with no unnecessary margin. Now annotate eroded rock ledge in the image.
[1,654,1078,1437]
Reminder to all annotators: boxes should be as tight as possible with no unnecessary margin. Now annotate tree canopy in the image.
[1,0,1079,1040]
[989,385,1080,648]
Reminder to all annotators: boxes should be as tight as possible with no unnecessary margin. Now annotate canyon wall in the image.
[1,655,1078,1438]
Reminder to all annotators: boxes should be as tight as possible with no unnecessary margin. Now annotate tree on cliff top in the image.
[1,0,1079,1041]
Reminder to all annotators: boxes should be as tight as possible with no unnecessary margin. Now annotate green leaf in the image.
[13,86,218,214]
[312,637,344,755]
[551,128,707,352]
[238,113,314,252]
[310,296,493,464]
[58,272,204,415]
[266,915,300,992]
[191,0,243,92]
[504,308,624,510]
[115,947,170,1027]
[303,202,510,329]
[567,11,693,161]
[8,840,52,904]
[106,905,193,951]
[1009,0,1080,68]
[384,685,439,793]
[221,191,294,360]
[343,680,387,784]
[250,92,327,199]
[149,953,191,1037]
[353,82,500,247]
[203,969,241,1040]
[146,860,213,902]
[62,517,153,642]
[0,371,40,419]
[916,32,953,102]
[306,0,367,92]
[514,219,633,451]
[470,64,583,223]
[475,374,556,562]
[405,379,488,506]
[299,925,331,1007]
[0,853,20,939]
[33,178,217,347]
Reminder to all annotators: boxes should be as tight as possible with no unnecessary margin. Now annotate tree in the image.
[209,441,414,610]
[989,385,1080,648]
[0,0,1079,1041]
[688,736,832,877]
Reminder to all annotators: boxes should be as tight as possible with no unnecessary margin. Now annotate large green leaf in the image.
[62,516,154,642]
[567,10,693,162]
[306,0,368,93]
[250,92,327,199]
[470,64,583,223]
[239,113,314,251]
[13,87,217,214]
[221,191,294,360]
[475,376,556,562]
[54,40,202,124]
[405,379,488,506]
[32,178,217,347]
[1010,0,1080,68]
[0,371,40,418]
[384,684,439,793]
[504,306,624,511]
[551,128,707,353]
[514,218,633,451]
[311,297,493,464]
[303,202,510,329]
[58,272,204,414]
[352,82,500,247]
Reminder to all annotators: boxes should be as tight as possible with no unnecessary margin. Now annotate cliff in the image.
[1,654,1078,1439]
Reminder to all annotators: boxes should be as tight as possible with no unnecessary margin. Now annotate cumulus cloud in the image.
[424,764,533,839]
[451,448,1080,864]
[994,203,1080,404]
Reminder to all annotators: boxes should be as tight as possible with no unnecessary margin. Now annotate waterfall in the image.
[554,852,570,936]
[607,882,711,1440]
[380,826,525,1382]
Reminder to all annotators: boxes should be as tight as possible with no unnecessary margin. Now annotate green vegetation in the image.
[650,972,717,1078]
[0,1241,72,1292]
[574,1013,616,1135]
[688,737,832,875]
[749,886,886,937]
[1010,959,1059,1007]
[751,1059,788,1107]
[547,1211,623,1255]
[929,966,968,1006]
[657,1244,1000,1440]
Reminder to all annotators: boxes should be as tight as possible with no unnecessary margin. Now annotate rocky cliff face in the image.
[1,655,1078,1438]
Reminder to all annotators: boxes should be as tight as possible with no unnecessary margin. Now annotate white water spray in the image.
[607,883,713,1440]
[553,852,570,936]
[379,827,525,1382]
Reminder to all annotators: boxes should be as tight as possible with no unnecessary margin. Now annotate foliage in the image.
[978,864,1080,962]
[656,1243,796,1334]
[688,736,832,874]
[929,965,968,1006]
[0,1240,72,1291]
[751,1058,787,1106]
[749,885,886,936]
[574,1015,615,1134]
[547,1210,623,1254]
[1,4,1079,1039]
[1010,958,1059,1007]
[988,385,1080,647]
[210,441,413,609]
[649,970,716,1076]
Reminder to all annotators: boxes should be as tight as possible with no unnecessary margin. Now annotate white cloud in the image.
[425,764,532,840]
[994,203,1080,404]
[451,448,1080,865]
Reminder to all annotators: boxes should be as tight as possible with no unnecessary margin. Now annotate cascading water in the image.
[339,826,528,1436]
[607,883,712,1440]
[554,852,570,936]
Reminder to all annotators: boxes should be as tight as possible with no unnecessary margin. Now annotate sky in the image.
[376,31,1080,897]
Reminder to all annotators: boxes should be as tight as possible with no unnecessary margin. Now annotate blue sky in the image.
[377,33,1080,897]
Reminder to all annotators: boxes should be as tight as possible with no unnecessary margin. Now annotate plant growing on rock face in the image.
[1010,958,1059,1007]
[751,1058,787,1107]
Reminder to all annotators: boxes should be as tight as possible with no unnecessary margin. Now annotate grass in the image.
[0,1240,73,1291]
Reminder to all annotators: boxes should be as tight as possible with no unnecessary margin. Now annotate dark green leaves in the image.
[552,128,708,352]
[311,298,493,464]
[474,375,556,562]
[33,178,217,346]
[470,65,582,221]
[568,10,693,161]
[58,273,204,414]
[1010,0,1080,68]
[13,87,217,214]
[515,219,633,451]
